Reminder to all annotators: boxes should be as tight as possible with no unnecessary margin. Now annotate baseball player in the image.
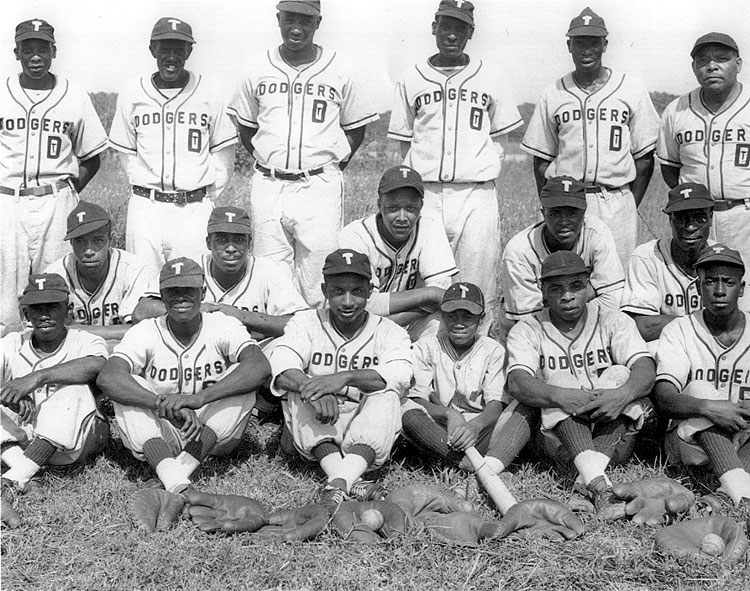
[655,244,750,506]
[269,249,412,505]
[500,176,624,341]
[1,19,108,336]
[505,251,655,512]
[656,33,750,308]
[1,274,109,508]
[621,183,715,353]
[338,166,457,340]
[521,7,659,267]
[96,258,270,494]
[388,0,523,332]
[228,0,378,308]
[109,17,237,279]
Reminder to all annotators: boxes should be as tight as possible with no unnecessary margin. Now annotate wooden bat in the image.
[463,446,517,514]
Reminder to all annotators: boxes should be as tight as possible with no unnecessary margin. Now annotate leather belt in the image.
[0,179,71,197]
[255,163,324,181]
[713,199,750,212]
[132,185,206,205]
[584,184,625,194]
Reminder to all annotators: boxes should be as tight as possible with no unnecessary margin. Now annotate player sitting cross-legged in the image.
[269,249,412,505]
[655,244,750,506]
[338,166,457,341]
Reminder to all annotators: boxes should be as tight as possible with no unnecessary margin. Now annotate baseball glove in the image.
[130,489,186,532]
[654,516,748,562]
[329,500,407,544]
[256,504,330,542]
[184,490,268,534]
[386,484,473,520]
[609,477,696,526]
[499,499,586,541]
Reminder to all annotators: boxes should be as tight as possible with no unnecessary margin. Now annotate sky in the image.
[4,0,749,110]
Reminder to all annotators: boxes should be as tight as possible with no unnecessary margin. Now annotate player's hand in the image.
[173,408,202,442]
[578,387,632,423]
[553,387,596,417]
[184,489,268,534]
[158,393,202,421]
[701,400,750,432]
[1,373,41,405]
[448,417,481,452]
[17,397,36,425]
[299,374,349,402]
[655,516,748,562]
[610,477,695,526]
[310,394,340,424]
[201,302,244,321]
[329,500,407,544]
[498,499,586,541]
[445,409,468,449]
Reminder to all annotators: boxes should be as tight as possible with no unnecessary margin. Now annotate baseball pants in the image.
[712,207,750,312]
[584,185,637,269]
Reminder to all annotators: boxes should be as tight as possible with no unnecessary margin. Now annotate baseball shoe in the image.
[567,482,595,514]
[1,478,22,529]
[587,475,626,521]
[318,483,349,507]
[22,475,45,500]
[349,479,386,502]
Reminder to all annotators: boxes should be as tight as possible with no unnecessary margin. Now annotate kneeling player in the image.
[96,258,270,494]
[506,251,655,511]
[269,249,412,505]
[1,274,109,513]
[655,244,750,505]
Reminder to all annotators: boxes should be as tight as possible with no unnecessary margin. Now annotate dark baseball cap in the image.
[696,243,745,271]
[378,166,424,197]
[151,17,195,43]
[663,183,714,214]
[64,201,112,240]
[207,206,252,235]
[540,251,591,281]
[691,32,739,57]
[322,249,371,279]
[277,0,321,16]
[159,257,204,289]
[540,176,587,210]
[435,0,475,26]
[441,282,484,315]
[566,7,607,37]
[15,19,55,44]
[20,273,69,305]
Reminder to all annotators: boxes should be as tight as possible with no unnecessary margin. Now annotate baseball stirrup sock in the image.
[2,438,56,487]
[555,416,596,457]
[698,427,744,475]
[182,426,218,461]
[592,417,630,460]
[402,409,452,459]
[485,403,536,468]
[718,468,750,505]
[143,438,173,468]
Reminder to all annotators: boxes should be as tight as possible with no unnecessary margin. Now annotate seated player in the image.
[96,258,270,494]
[655,244,750,506]
[44,201,161,348]
[338,166,457,340]
[1,274,109,513]
[505,251,655,512]
[621,183,714,353]
[269,249,412,505]
[500,176,624,341]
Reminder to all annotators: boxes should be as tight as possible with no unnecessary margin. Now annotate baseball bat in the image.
[464,446,517,514]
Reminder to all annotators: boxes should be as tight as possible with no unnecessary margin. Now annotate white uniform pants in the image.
[584,185,637,270]
[712,207,750,312]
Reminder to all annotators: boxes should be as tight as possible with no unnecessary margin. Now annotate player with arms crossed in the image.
[338,166,457,340]
[388,0,523,332]
[269,249,412,505]
[655,244,750,506]
[229,0,377,308]
[109,18,237,278]
[96,258,270,495]
[1,19,108,336]
[521,7,659,266]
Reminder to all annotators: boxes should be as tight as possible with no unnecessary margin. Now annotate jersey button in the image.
[448,126,453,131]
[448,102,454,107]
[446,150,452,155]
[442,174,450,180]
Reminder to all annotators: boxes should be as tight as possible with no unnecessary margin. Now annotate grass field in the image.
[3,135,749,591]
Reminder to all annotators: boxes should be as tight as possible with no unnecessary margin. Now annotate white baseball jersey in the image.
[229,47,378,170]
[270,309,412,401]
[521,69,659,188]
[45,248,159,326]
[409,333,507,413]
[200,254,308,315]
[111,313,257,396]
[501,216,624,321]
[656,84,750,200]
[109,71,237,191]
[507,303,650,389]
[0,75,108,187]
[388,58,523,183]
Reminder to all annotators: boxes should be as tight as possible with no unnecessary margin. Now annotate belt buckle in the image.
[174,191,188,206]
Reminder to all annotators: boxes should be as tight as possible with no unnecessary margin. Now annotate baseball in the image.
[359,509,384,531]
[699,533,725,556]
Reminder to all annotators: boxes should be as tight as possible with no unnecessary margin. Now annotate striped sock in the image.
[698,427,744,475]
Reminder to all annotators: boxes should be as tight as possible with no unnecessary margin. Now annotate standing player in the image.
[655,244,750,506]
[269,249,412,505]
[96,258,270,494]
[521,7,659,266]
[338,166,457,340]
[1,19,108,336]
[387,0,523,331]
[228,0,378,308]
[109,17,237,279]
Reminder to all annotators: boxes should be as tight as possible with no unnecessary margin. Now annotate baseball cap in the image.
[150,17,195,43]
[696,243,745,271]
[276,0,321,16]
[15,19,55,44]
[566,7,607,37]
[540,176,587,210]
[159,257,204,289]
[435,0,475,26]
[322,249,371,279]
[64,201,111,240]
[691,32,739,58]
[663,183,715,214]
[20,273,69,305]
[539,251,591,281]
[207,206,252,234]
[378,166,424,197]
[441,282,484,315]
